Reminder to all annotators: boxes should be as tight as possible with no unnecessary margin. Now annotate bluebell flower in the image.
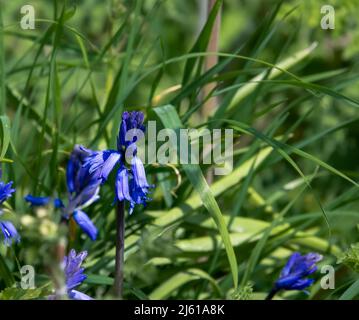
[0,177,19,246]
[25,195,64,208]
[63,249,92,300]
[0,221,20,245]
[0,180,15,204]
[24,195,51,207]
[25,145,101,241]
[54,198,64,209]
[72,210,98,240]
[84,111,153,214]
[266,252,322,299]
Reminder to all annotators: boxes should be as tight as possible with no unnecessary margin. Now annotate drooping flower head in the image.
[267,252,322,299]
[66,145,101,212]
[63,249,92,300]
[25,145,101,241]
[0,175,19,245]
[84,111,153,214]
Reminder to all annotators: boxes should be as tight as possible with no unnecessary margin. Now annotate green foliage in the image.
[0,0,358,300]
[338,243,359,273]
[232,283,253,300]
[280,0,359,58]
[0,287,50,300]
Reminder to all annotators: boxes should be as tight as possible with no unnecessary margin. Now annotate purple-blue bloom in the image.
[84,111,153,214]
[0,221,20,246]
[118,111,145,149]
[24,195,51,206]
[24,195,64,209]
[25,195,64,208]
[72,210,98,241]
[63,249,92,300]
[25,145,101,240]
[267,252,322,299]
[54,198,64,209]
[0,180,15,205]
[275,252,322,291]
[0,177,19,246]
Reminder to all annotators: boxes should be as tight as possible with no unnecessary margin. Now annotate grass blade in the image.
[154,104,238,289]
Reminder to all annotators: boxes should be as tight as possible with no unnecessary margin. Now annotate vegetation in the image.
[0,0,358,300]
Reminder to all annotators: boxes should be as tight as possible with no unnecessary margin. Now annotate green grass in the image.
[0,0,358,300]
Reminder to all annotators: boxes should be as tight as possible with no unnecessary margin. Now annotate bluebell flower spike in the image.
[85,111,154,214]
[66,151,101,239]
[118,111,145,150]
[266,252,322,300]
[25,145,101,241]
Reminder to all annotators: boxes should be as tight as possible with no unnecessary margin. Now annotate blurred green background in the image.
[0,0,359,300]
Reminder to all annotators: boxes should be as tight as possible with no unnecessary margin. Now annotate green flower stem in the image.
[265,289,278,300]
[113,201,125,298]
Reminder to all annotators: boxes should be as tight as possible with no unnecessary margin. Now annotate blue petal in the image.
[304,252,323,263]
[290,278,315,290]
[131,156,149,189]
[0,181,15,205]
[100,152,121,180]
[69,181,100,211]
[280,252,301,277]
[72,210,98,240]
[68,289,93,300]
[84,152,105,175]
[67,145,97,194]
[115,166,131,202]
[54,198,64,208]
[64,249,88,290]
[118,112,129,149]
[24,194,50,206]
[66,268,87,290]
[275,274,302,290]
[0,221,20,245]
[125,175,154,215]
[291,253,322,278]
[127,179,153,215]
[118,111,145,149]
[274,252,322,293]
[84,150,120,181]
[64,249,87,274]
